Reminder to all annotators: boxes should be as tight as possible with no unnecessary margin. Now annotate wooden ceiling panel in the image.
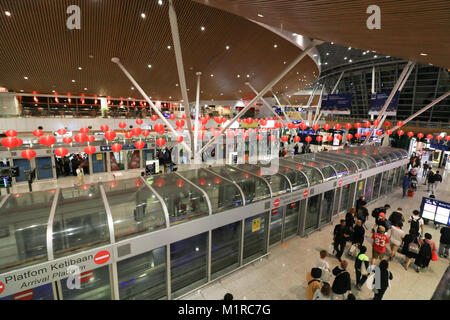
[193,0,450,68]
[0,0,318,101]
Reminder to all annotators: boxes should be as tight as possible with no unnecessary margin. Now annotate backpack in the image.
[410,216,421,235]
[389,211,402,225]
[372,207,383,219]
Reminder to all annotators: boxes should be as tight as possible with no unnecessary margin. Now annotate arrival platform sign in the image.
[321,94,352,115]
[0,245,114,298]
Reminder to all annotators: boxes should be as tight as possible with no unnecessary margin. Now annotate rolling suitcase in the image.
[407,189,414,197]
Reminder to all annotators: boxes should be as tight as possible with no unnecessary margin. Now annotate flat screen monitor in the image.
[420,197,450,226]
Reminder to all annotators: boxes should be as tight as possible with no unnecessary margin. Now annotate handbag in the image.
[328,243,335,255]
[408,242,420,254]
[431,250,438,261]
[348,244,359,257]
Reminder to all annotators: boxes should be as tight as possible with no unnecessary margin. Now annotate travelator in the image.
[0,146,408,300]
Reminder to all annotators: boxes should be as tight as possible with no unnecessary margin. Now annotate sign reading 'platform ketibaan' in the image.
[0,245,113,298]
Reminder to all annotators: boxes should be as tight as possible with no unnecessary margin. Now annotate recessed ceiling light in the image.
[374,55,378,58]
[5,11,11,17]
[220,93,223,95]
[78,67,82,70]
[24,76,28,80]
[175,84,178,86]
[20,90,24,92]
[131,87,135,90]
[349,59,352,63]
[348,47,352,50]
[84,88,88,90]
[148,64,152,68]
[210,74,214,77]
[225,45,230,50]
[71,79,76,83]
[344,57,348,60]
[331,42,334,45]
[283,61,286,64]
[237,75,240,78]
[141,13,146,19]
[257,13,264,18]
[200,26,205,31]
[420,53,428,56]
[167,45,172,49]
[158,0,163,5]
[246,74,250,78]
[273,44,278,48]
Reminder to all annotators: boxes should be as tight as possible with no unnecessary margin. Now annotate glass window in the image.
[339,183,352,213]
[280,159,323,185]
[0,283,53,300]
[333,188,341,216]
[305,195,321,233]
[103,178,166,241]
[320,190,335,225]
[283,201,301,239]
[237,164,290,196]
[304,154,349,177]
[269,207,284,246]
[211,222,241,279]
[127,150,141,169]
[365,176,375,202]
[170,233,208,298]
[278,166,308,191]
[243,212,268,263]
[372,173,383,200]
[379,171,390,196]
[146,174,209,226]
[52,185,110,258]
[178,169,243,214]
[60,266,111,300]
[209,166,271,203]
[355,180,366,207]
[110,151,125,171]
[117,246,167,300]
[0,190,55,272]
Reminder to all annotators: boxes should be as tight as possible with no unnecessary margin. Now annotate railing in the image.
[321,116,450,129]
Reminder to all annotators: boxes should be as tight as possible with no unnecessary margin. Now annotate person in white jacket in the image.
[316,250,331,282]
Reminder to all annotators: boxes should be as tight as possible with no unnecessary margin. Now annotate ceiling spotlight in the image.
[246,74,250,78]
[200,26,205,31]
[344,57,348,60]
[24,76,28,80]
[348,47,352,50]
[257,13,264,18]
[141,13,146,19]
[175,84,179,86]
[71,79,76,83]
[5,11,11,17]
[326,53,329,56]
[273,44,278,48]
[84,88,88,90]
[420,53,428,56]
[331,42,334,44]
[78,67,82,70]
[313,54,317,57]
[225,45,230,50]
[237,75,240,78]
[349,59,352,63]
[283,61,287,64]
[20,90,24,92]
[374,55,378,58]
[158,0,163,5]
[210,74,214,77]
[167,45,172,49]
[131,87,135,90]
[148,64,152,68]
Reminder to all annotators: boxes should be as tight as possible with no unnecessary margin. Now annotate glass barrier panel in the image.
[372,173,383,200]
[243,212,268,263]
[365,176,375,202]
[211,222,241,280]
[117,246,167,300]
[0,283,53,300]
[339,183,351,213]
[305,195,321,234]
[269,207,283,246]
[283,201,301,239]
[320,190,334,225]
[60,265,111,300]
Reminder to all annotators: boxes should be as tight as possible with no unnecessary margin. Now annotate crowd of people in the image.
[55,154,89,178]
[402,154,443,197]
[306,196,450,300]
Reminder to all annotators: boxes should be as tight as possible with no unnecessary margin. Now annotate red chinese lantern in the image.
[74,133,87,144]
[373,120,380,126]
[118,122,127,129]
[176,135,184,143]
[364,131,371,137]
[214,177,222,185]
[445,136,450,141]
[150,115,158,121]
[417,133,424,139]
[136,119,143,125]
[176,179,185,188]
[200,117,208,125]
[335,123,342,130]
[169,114,176,120]
[355,133,362,139]
[154,124,164,132]
[436,135,443,141]
[345,123,352,130]
[384,121,391,127]
[300,122,307,130]
[336,134,343,140]
[176,120,185,128]
[312,124,320,131]
[256,134,263,141]
[281,136,288,142]
[155,178,165,188]
[326,136,333,142]
[260,119,267,126]
[131,127,142,136]
[426,134,433,140]
[346,134,353,140]
[80,127,89,134]
[33,129,44,137]
[84,146,96,155]
[397,121,404,127]
[87,135,95,143]
[294,136,301,143]
[134,178,143,187]
[142,129,150,137]
[386,130,393,136]
[124,131,133,139]
[100,125,109,132]
[105,131,117,141]
[227,130,235,138]
[354,123,362,129]
[15,138,23,147]
[2,137,18,148]
[398,130,405,136]
[156,138,166,147]
[198,178,206,186]
[135,141,145,150]
[21,149,36,160]
[316,136,323,143]
[5,129,17,137]
[63,137,73,144]
[376,130,383,136]
[246,118,254,124]
[39,135,56,146]
[243,173,250,179]
[323,124,331,131]
[305,136,312,143]
[364,122,371,128]
[54,147,69,157]
[182,114,187,120]
[288,123,296,130]
[407,131,414,138]
[111,143,122,152]
[56,129,67,136]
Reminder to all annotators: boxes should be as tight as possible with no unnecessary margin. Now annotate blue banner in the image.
[369,91,399,115]
[321,94,352,115]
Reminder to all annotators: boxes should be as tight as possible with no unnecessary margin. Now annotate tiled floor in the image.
[183,168,450,300]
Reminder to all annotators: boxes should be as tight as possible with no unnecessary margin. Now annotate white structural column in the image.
[168,0,194,154]
[371,66,376,94]
[245,82,288,123]
[197,39,323,156]
[312,85,325,125]
[363,61,415,145]
[370,91,450,145]
[111,58,192,155]
[270,90,292,122]
[194,72,202,163]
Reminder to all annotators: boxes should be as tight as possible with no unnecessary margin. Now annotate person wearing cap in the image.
[306,267,322,300]
[356,200,369,226]
[371,226,389,265]
[373,212,392,233]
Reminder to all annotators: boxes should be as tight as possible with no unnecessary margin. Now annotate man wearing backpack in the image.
[408,210,424,238]
[372,204,390,220]
[356,201,369,226]
[389,208,405,227]
[426,170,435,192]
[433,171,442,193]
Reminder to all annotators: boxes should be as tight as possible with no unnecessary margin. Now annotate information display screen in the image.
[420,197,450,226]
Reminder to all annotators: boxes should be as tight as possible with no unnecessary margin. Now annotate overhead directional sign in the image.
[321,94,352,115]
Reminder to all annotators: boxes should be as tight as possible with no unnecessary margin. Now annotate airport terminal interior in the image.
[0,0,449,301]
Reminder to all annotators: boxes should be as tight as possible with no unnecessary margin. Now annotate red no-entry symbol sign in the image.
[14,289,33,300]
[338,180,343,187]
[272,208,279,215]
[94,250,111,265]
[303,190,309,198]
[80,271,94,283]
[273,199,280,208]
[0,282,5,295]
